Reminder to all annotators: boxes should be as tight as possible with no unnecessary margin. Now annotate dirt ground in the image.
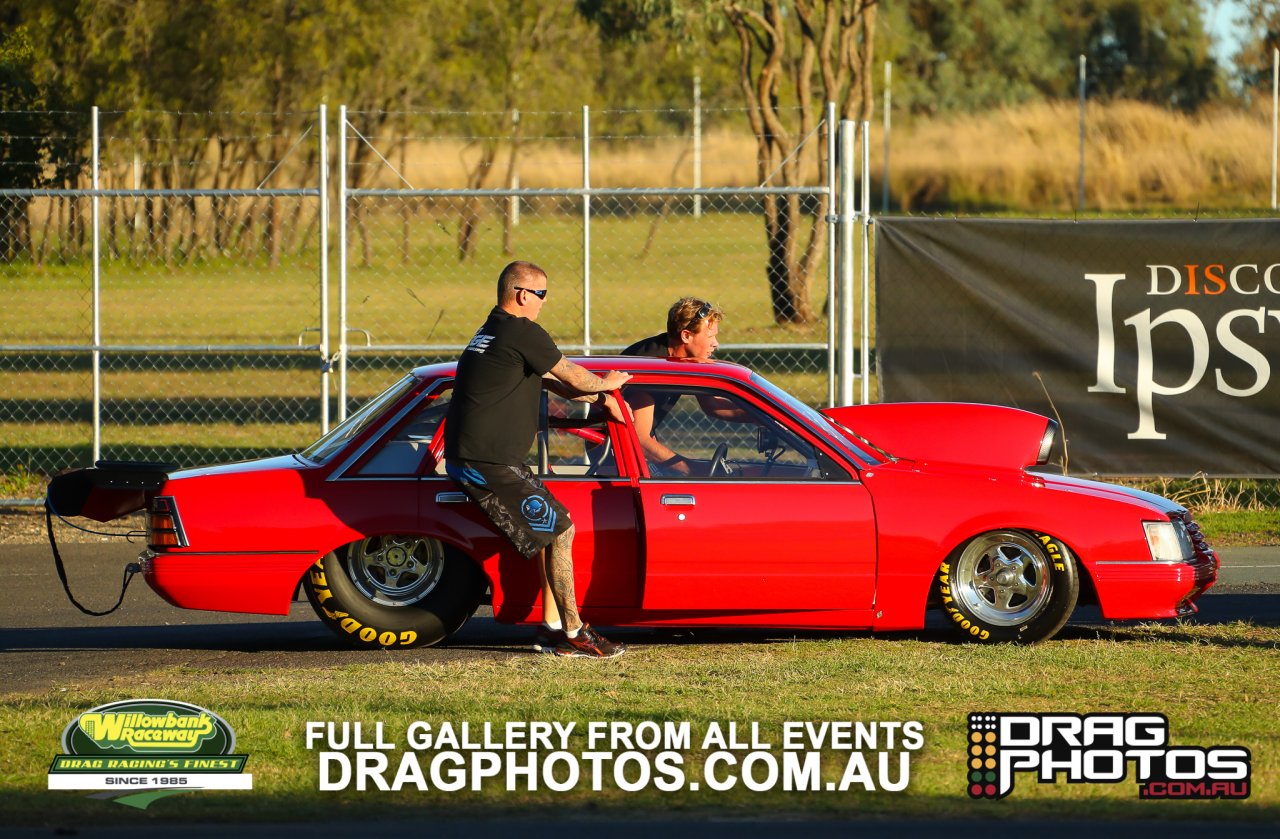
[0,506,145,545]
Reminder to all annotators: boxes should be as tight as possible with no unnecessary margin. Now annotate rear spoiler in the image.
[46,461,173,522]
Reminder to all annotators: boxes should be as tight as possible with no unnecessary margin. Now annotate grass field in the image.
[1,620,1276,824]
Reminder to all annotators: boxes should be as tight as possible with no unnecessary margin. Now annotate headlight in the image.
[1143,520,1193,562]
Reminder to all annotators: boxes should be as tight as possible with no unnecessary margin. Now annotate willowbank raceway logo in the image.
[966,712,1250,801]
[48,699,252,809]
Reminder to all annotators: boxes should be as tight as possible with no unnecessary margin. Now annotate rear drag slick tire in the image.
[303,535,486,648]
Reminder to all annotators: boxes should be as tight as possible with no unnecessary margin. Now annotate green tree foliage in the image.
[879,0,1221,114]
[1065,0,1221,110]
[1233,0,1280,99]
[878,0,1066,114]
[0,24,82,259]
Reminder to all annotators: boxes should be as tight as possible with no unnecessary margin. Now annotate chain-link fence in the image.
[2,108,329,495]
[2,104,854,501]
[335,105,843,421]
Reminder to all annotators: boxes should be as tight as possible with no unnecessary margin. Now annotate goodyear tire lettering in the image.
[935,530,1080,644]
[301,544,485,650]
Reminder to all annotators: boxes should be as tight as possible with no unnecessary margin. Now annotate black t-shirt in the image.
[620,333,680,434]
[621,333,669,358]
[445,307,563,465]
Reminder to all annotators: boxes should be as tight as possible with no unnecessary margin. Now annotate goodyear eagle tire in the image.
[937,530,1078,644]
[303,535,486,649]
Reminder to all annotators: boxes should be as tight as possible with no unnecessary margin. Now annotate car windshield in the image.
[748,372,882,467]
[301,375,419,464]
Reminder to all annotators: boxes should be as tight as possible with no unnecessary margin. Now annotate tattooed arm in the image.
[544,358,632,423]
[546,357,631,394]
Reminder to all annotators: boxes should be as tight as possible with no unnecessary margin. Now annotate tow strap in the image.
[45,499,142,617]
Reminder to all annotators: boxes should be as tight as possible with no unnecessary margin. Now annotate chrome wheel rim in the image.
[345,535,445,607]
[954,531,1052,627]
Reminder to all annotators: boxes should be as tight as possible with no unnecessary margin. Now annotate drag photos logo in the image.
[966,712,1250,801]
[48,699,252,809]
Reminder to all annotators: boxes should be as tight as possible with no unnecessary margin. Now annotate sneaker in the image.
[533,625,566,654]
[554,623,626,659]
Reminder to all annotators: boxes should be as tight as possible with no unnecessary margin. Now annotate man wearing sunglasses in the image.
[622,297,740,476]
[445,260,630,658]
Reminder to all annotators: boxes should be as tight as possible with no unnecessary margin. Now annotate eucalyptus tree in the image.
[1232,0,1280,98]
[579,0,879,326]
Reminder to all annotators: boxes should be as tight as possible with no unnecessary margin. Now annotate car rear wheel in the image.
[303,535,487,648]
[937,530,1078,643]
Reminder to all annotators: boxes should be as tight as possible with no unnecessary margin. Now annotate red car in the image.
[54,358,1218,646]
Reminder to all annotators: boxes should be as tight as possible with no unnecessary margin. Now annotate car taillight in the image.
[147,496,188,548]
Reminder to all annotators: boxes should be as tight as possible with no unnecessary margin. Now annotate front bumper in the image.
[1090,548,1219,620]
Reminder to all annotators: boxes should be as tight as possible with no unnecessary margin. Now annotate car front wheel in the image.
[937,530,1078,643]
[303,535,486,648]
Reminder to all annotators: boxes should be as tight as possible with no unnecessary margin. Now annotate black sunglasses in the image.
[515,286,548,299]
[688,301,712,326]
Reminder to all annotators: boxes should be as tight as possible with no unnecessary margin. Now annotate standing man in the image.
[445,261,630,658]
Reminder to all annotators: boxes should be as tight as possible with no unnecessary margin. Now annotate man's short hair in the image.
[497,261,547,303]
[666,297,723,341]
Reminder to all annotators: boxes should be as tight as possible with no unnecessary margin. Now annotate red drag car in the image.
[53,358,1217,646]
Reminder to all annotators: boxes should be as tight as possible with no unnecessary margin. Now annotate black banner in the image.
[875,218,1280,476]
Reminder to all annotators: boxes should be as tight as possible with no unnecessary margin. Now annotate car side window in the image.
[353,389,452,477]
[625,384,846,481]
[526,392,620,478]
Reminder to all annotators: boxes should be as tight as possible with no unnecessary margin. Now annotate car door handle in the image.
[436,492,469,504]
[660,494,696,507]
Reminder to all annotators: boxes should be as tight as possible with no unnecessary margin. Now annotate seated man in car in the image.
[621,297,744,476]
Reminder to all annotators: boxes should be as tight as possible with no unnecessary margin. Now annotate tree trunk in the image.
[726,0,876,327]
[457,140,497,262]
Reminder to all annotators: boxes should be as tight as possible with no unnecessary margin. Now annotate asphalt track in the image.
[2,541,1278,696]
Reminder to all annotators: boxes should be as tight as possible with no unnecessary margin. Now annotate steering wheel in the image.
[709,442,732,477]
[586,436,613,476]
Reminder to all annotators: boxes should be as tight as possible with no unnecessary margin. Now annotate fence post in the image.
[318,104,330,434]
[510,109,521,227]
[582,105,591,356]
[1272,47,1277,210]
[839,120,856,407]
[860,121,872,406]
[91,105,102,463]
[338,105,349,420]
[883,61,892,213]
[693,74,702,219]
[826,102,837,408]
[1078,54,1087,212]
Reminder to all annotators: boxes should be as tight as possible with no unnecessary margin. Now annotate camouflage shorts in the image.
[444,460,572,558]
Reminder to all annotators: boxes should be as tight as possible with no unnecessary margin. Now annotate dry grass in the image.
[370,99,1277,211]
[21,99,1271,224]
[1126,474,1276,513]
[880,99,1275,211]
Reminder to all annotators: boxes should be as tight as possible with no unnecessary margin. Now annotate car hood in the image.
[821,402,1055,471]
[1031,471,1184,515]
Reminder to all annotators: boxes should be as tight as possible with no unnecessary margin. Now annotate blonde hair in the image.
[665,297,723,341]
